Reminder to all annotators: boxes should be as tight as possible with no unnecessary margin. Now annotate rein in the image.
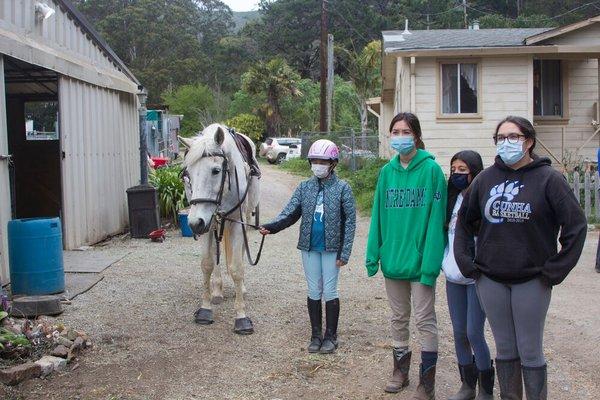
[184,149,265,266]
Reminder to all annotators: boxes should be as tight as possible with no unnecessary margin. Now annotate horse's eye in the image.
[212,168,221,175]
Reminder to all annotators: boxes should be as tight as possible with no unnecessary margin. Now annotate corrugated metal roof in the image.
[54,0,139,85]
[383,28,553,53]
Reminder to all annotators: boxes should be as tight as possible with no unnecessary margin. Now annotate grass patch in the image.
[278,157,387,214]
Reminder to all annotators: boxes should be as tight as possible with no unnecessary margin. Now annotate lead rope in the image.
[212,168,265,266]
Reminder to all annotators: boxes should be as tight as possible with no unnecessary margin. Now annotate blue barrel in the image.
[178,212,194,237]
[8,217,65,296]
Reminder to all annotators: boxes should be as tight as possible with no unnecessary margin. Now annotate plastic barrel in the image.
[178,213,194,237]
[8,217,65,296]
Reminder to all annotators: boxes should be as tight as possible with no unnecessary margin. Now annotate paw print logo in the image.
[484,180,524,223]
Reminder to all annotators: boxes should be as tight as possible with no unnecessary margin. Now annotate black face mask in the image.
[450,173,470,190]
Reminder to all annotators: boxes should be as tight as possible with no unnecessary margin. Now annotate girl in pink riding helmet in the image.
[260,139,356,354]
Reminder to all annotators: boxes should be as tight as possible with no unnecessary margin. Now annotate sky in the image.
[221,0,259,12]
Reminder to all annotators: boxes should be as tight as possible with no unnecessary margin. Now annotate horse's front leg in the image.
[194,233,216,325]
[227,225,254,335]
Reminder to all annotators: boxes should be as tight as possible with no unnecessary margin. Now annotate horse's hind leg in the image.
[195,234,216,325]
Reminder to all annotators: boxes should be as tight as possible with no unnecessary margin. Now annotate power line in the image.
[466,1,600,22]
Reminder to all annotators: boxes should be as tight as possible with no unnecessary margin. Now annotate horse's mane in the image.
[183,124,232,167]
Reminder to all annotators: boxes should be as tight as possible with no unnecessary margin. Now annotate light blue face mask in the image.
[390,136,415,155]
[497,141,525,165]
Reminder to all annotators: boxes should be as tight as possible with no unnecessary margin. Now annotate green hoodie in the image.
[366,149,447,286]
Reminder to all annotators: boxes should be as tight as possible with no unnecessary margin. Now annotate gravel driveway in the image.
[2,164,600,399]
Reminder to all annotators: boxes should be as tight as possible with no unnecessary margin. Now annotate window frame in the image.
[533,58,569,125]
[436,59,483,121]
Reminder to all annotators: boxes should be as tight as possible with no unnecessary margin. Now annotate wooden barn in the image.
[375,16,600,171]
[0,0,141,283]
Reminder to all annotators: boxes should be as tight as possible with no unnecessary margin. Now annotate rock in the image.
[51,345,69,358]
[34,358,54,377]
[36,356,67,374]
[71,337,85,352]
[66,329,79,341]
[0,362,42,385]
[55,336,74,347]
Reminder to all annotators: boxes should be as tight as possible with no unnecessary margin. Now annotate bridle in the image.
[182,150,265,266]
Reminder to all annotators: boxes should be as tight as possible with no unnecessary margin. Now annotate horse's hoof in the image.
[194,308,214,325]
[233,317,254,335]
[211,295,224,305]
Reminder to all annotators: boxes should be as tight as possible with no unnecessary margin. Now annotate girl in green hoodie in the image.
[366,112,447,400]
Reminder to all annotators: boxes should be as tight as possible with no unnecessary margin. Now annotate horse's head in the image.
[180,124,232,235]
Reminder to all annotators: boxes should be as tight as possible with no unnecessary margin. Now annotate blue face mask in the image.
[450,173,470,190]
[497,141,525,166]
[390,136,415,155]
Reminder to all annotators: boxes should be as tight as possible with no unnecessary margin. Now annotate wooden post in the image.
[573,170,581,203]
[326,34,334,133]
[595,177,600,220]
[585,170,591,217]
[319,0,328,132]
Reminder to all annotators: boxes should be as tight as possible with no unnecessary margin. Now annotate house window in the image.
[441,63,478,114]
[534,60,562,117]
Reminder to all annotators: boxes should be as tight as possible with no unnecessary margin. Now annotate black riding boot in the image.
[449,362,477,400]
[320,298,339,354]
[523,365,547,400]
[475,362,495,400]
[307,297,322,353]
[496,358,523,400]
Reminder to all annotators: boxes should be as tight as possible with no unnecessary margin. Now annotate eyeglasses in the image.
[494,133,526,145]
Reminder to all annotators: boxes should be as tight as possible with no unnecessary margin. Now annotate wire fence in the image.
[300,129,380,172]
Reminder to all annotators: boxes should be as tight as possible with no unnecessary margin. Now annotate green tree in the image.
[337,40,381,134]
[242,58,302,137]
[76,0,233,103]
[162,84,215,137]
[225,114,265,142]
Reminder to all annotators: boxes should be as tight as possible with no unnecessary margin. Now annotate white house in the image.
[376,16,600,172]
[0,0,142,283]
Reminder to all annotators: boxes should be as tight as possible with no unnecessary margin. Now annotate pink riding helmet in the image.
[307,139,339,161]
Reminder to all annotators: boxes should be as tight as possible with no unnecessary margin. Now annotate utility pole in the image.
[326,34,334,132]
[463,0,468,29]
[319,0,328,132]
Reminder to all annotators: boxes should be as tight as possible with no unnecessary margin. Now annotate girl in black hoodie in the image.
[454,116,586,400]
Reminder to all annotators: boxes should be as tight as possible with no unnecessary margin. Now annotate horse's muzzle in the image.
[189,218,210,235]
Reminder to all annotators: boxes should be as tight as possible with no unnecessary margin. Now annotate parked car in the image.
[259,137,302,164]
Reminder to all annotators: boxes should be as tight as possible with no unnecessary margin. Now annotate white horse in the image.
[179,123,260,334]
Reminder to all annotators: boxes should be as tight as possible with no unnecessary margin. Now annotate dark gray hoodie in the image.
[454,155,586,286]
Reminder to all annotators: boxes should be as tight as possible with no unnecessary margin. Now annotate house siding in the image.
[381,55,599,171]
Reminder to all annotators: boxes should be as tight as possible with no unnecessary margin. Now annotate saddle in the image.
[228,128,261,178]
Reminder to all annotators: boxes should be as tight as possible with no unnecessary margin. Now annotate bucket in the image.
[8,217,65,296]
[178,212,194,237]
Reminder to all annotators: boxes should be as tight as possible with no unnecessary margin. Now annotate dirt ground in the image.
[2,164,600,399]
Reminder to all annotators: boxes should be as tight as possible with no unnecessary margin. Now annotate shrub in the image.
[279,156,387,214]
[225,113,264,142]
[149,165,187,224]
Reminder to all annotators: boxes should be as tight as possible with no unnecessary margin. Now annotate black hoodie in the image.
[454,155,587,286]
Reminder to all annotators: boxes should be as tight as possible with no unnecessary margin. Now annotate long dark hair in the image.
[493,115,537,155]
[389,112,425,150]
[446,150,484,225]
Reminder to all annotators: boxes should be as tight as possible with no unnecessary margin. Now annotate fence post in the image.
[350,129,357,172]
[573,170,580,204]
[585,170,591,218]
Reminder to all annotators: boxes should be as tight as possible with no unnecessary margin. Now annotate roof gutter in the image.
[384,44,600,57]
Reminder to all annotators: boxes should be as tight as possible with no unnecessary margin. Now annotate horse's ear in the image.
[178,136,194,150]
[214,126,225,146]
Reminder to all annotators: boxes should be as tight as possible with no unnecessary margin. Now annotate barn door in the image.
[0,56,12,284]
